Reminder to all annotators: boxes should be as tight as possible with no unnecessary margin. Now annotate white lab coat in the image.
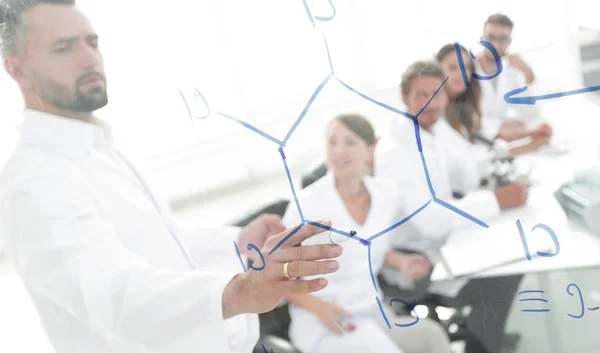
[477,57,541,139]
[0,110,259,353]
[281,173,405,353]
[374,116,500,295]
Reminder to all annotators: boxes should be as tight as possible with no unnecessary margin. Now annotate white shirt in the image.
[281,173,404,353]
[374,117,501,291]
[0,110,259,353]
[477,57,541,138]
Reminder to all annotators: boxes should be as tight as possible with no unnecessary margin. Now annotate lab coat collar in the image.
[321,169,377,203]
[18,109,113,158]
[389,116,443,146]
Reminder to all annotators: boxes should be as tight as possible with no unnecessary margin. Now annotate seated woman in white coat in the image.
[281,114,450,353]
[435,43,552,156]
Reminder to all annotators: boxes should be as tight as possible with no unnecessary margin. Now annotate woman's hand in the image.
[387,252,432,280]
[312,301,355,335]
[500,119,526,130]
[533,123,553,139]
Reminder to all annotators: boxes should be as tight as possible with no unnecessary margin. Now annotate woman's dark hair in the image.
[436,43,482,143]
[332,113,376,146]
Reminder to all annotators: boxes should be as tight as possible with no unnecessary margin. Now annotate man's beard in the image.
[35,74,109,113]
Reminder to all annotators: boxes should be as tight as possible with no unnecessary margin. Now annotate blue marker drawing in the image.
[246,243,266,271]
[301,0,337,24]
[233,241,247,273]
[455,40,503,86]
[179,88,211,121]
[469,40,503,81]
[368,199,432,242]
[218,111,283,146]
[268,222,305,256]
[322,33,334,74]
[454,42,471,89]
[368,244,377,292]
[261,344,274,353]
[389,298,420,327]
[567,283,585,319]
[282,74,333,146]
[504,84,600,105]
[376,296,392,329]
[183,2,490,284]
[300,0,316,27]
[517,285,600,318]
[313,0,337,22]
[516,219,560,261]
[518,289,551,313]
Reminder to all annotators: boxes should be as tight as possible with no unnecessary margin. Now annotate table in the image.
[428,96,600,353]
[432,95,600,282]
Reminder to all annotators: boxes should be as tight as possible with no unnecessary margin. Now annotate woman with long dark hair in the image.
[436,43,551,154]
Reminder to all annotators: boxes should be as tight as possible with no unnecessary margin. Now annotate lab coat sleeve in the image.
[508,69,541,120]
[174,225,260,353]
[374,143,453,247]
[3,176,244,353]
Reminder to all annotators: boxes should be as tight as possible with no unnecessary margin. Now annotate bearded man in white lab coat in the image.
[375,60,527,353]
[0,1,343,353]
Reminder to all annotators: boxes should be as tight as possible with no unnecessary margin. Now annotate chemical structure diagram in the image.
[180,0,533,328]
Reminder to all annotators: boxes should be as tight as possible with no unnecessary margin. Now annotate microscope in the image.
[474,136,525,191]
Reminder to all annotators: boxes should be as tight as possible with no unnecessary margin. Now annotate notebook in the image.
[437,200,564,280]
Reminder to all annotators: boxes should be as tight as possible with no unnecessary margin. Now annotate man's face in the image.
[402,75,448,131]
[9,4,107,113]
[481,22,512,58]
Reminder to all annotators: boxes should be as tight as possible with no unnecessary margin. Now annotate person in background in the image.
[0,1,343,352]
[282,114,451,353]
[477,13,552,138]
[436,43,551,155]
[375,60,525,353]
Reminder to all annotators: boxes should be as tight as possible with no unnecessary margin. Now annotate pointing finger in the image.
[271,244,343,263]
[265,220,332,252]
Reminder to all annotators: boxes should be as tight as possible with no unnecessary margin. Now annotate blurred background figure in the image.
[375,60,526,353]
[282,114,450,353]
[436,43,551,156]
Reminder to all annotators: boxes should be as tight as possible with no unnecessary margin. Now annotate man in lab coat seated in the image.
[375,60,527,353]
[0,1,343,352]
[476,13,553,144]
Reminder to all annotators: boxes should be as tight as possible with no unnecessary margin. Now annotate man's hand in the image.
[508,54,535,84]
[222,221,343,319]
[494,182,530,209]
[238,214,286,262]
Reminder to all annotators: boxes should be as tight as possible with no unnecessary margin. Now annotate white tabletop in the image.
[432,96,600,282]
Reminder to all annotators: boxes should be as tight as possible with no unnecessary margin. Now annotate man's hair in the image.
[400,60,445,95]
[484,13,514,31]
[0,0,75,57]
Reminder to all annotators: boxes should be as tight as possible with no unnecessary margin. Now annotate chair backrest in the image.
[301,163,328,189]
